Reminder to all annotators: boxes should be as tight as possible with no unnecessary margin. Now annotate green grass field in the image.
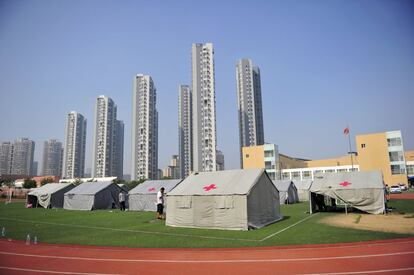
[0,200,412,248]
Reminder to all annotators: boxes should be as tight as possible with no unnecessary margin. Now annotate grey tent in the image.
[293,180,313,202]
[309,171,386,214]
[128,179,182,211]
[272,180,299,204]
[64,181,122,210]
[166,169,282,231]
[27,183,75,208]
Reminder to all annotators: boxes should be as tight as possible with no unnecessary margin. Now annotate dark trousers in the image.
[120,201,125,211]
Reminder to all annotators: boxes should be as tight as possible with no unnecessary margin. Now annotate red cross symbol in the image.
[148,187,156,192]
[339,181,352,187]
[203,184,217,191]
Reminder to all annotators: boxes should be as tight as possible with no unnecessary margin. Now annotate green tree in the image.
[125,178,146,190]
[73,178,83,185]
[0,178,14,187]
[40,177,54,186]
[112,178,125,185]
[23,178,36,189]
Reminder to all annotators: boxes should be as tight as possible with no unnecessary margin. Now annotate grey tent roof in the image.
[272,180,295,192]
[310,171,384,192]
[28,183,75,209]
[28,183,72,196]
[293,180,313,190]
[65,181,114,195]
[28,183,74,196]
[167,169,266,196]
[129,179,182,195]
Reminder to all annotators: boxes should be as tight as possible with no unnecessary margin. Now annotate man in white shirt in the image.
[119,191,126,211]
[156,187,165,219]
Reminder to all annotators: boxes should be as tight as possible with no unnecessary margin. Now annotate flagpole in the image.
[347,128,354,170]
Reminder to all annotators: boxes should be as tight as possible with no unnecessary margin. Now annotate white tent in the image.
[293,180,313,202]
[128,179,182,211]
[27,183,75,208]
[64,181,122,211]
[309,171,386,214]
[272,180,299,204]
[166,169,282,231]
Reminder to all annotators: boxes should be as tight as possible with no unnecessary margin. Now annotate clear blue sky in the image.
[0,0,413,174]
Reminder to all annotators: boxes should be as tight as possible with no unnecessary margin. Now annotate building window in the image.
[361,144,366,148]
[264,150,274,157]
[391,164,406,175]
[387,138,402,147]
[302,171,311,179]
[292,171,300,180]
[282,172,290,180]
[265,161,272,169]
[245,154,249,158]
[312,170,323,177]
[389,151,404,162]
[324,169,335,173]
[407,165,414,175]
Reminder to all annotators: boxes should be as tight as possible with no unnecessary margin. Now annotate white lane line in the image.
[304,267,414,274]
[2,238,413,254]
[1,250,413,263]
[260,213,318,242]
[0,217,257,242]
[0,266,123,275]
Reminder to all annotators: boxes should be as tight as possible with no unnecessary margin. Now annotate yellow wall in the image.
[242,146,265,169]
[405,150,414,162]
[306,155,358,168]
[356,132,407,185]
[279,154,307,169]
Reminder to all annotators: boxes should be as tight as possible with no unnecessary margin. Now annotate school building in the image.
[242,130,411,187]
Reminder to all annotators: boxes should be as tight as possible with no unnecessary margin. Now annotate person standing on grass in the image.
[119,191,126,211]
[156,187,165,219]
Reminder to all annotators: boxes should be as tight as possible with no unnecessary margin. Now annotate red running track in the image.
[389,193,414,200]
[0,238,413,274]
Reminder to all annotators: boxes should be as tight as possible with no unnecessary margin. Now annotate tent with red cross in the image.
[166,169,282,230]
[309,171,386,214]
[128,179,182,211]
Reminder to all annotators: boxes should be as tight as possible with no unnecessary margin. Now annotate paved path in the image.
[1,238,413,274]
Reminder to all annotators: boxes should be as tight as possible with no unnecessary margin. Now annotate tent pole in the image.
[309,193,313,214]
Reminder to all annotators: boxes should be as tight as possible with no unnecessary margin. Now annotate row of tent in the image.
[26,176,304,211]
[27,169,387,230]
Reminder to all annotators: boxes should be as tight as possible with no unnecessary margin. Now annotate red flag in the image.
[343,127,349,135]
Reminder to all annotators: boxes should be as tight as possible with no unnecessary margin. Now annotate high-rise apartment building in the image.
[163,155,180,179]
[178,84,192,178]
[92,96,124,179]
[113,120,124,179]
[132,74,158,180]
[10,138,35,177]
[236,59,264,167]
[191,43,217,172]
[32,161,38,176]
[42,139,63,176]
[62,111,87,179]
[0,142,12,176]
[216,150,225,171]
